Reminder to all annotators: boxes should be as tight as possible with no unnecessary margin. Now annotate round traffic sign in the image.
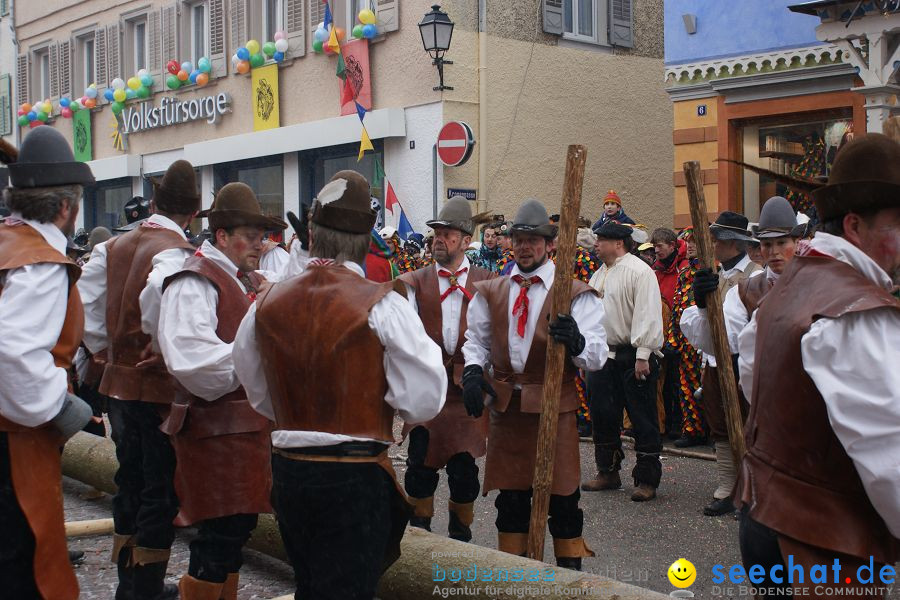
[437,121,475,167]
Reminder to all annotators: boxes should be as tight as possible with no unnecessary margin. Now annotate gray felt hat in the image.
[426,196,474,235]
[510,198,558,238]
[752,197,807,239]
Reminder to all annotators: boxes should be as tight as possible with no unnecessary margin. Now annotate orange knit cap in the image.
[603,190,621,206]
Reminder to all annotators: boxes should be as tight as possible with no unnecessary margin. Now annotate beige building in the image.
[11,0,671,234]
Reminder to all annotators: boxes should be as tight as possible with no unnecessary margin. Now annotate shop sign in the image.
[122,93,232,134]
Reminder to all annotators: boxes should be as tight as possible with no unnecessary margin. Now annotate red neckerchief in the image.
[438,267,472,302]
[511,274,541,337]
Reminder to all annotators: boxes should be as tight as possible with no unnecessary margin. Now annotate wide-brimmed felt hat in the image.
[709,211,753,242]
[510,198,557,238]
[752,196,806,239]
[152,160,201,214]
[311,170,375,234]
[812,133,900,221]
[205,182,287,232]
[594,222,633,240]
[8,126,95,188]
[426,196,474,235]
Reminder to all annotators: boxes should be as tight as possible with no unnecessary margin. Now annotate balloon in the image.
[137,68,149,77]
[198,56,212,73]
[21,102,32,113]
[237,47,250,61]
[358,9,376,25]
[231,54,239,66]
[16,108,24,116]
[36,111,48,122]
[314,27,329,43]
[42,101,53,114]
[85,86,98,99]
[70,101,81,112]
[181,61,193,74]
[334,27,345,40]
[126,77,140,90]
[362,24,377,39]
[274,30,286,41]
[236,60,250,74]
[273,51,285,63]
[112,77,126,90]
[263,42,276,57]
[18,115,28,127]
[167,60,180,75]
[113,88,127,103]
[137,86,150,98]
[352,25,364,39]
[323,43,334,55]
[125,89,136,100]
[83,98,97,109]
[61,107,73,119]
[189,70,199,84]
[61,97,71,107]
[140,73,154,87]
[275,38,289,53]
[249,53,265,68]
[111,101,124,115]
[166,74,181,89]
[245,39,260,55]
[312,40,324,53]
[29,120,41,128]
[196,72,209,86]
[177,69,189,81]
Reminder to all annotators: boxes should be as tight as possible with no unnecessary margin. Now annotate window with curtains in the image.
[563,0,604,44]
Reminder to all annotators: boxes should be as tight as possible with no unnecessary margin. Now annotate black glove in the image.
[461,365,495,418]
[692,268,719,309]
[286,209,310,251]
[548,313,586,356]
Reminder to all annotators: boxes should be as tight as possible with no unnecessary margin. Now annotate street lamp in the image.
[418,4,455,91]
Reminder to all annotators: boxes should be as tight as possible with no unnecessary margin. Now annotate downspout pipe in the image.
[477,0,488,215]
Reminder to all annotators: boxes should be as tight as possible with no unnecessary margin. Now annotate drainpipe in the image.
[432,142,438,219]
[11,1,20,149]
[477,0,487,215]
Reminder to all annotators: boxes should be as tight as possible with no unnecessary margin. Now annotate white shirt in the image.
[233,261,447,448]
[462,259,608,373]
[588,252,663,361]
[259,243,289,274]
[156,241,250,402]
[279,242,311,280]
[737,232,900,536]
[0,215,72,427]
[403,256,471,355]
[138,218,195,344]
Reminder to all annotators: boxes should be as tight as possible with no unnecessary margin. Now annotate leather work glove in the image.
[51,393,94,441]
[462,365,496,419]
[548,313,586,356]
[692,268,719,309]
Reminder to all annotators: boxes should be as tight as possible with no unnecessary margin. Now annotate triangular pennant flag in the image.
[358,126,374,161]
[340,75,355,106]
[373,156,385,188]
[355,101,367,123]
[327,26,341,53]
[336,51,346,80]
[323,2,333,30]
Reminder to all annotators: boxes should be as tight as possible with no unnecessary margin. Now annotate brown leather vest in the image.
[254,264,398,442]
[739,254,900,563]
[472,275,598,414]
[100,224,193,403]
[399,263,495,385]
[737,272,772,318]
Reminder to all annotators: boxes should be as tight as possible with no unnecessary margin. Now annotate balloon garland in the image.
[313,8,378,55]
[16,99,53,128]
[233,32,289,74]
[165,57,212,91]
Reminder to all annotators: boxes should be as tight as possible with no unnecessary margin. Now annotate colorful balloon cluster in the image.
[17,99,53,128]
[232,33,289,73]
[165,58,212,91]
[103,70,155,115]
[313,9,378,54]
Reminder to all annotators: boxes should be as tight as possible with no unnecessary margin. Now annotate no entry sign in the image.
[437,121,475,167]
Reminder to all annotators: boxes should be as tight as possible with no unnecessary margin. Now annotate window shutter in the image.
[542,0,564,35]
[15,53,29,107]
[609,0,633,48]
[285,0,306,58]
[161,4,178,70]
[148,10,162,87]
[0,0,8,17]
[230,0,247,60]
[0,75,11,136]
[107,23,121,84]
[308,0,324,51]
[95,26,108,89]
[375,0,398,34]
[49,43,60,99]
[58,40,72,98]
[209,0,226,76]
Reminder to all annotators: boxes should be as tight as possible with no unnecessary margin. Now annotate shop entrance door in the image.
[302,141,384,230]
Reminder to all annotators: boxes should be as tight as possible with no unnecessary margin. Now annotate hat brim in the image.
[752,224,807,239]
[811,180,900,221]
[208,210,288,232]
[510,223,558,238]
[113,218,147,233]
[425,219,473,236]
[638,242,654,251]
[710,224,753,242]
[9,161,95,188]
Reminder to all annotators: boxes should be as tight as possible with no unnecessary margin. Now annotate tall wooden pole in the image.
[682,161,746,463]
[527,145,587,561]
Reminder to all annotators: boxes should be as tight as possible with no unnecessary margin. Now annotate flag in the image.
[358,126,374,161]
[327,26,341,54]
[323,2,333,30]
[384,181,414,240]
[336,51,346,79]
[340,75,356,106]
[372,156,385,188]
[355,101,367,123]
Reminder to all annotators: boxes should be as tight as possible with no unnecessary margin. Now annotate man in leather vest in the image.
[398,196,495,542]
[233,170,447,600]
[735,134,900,598]
[461,198,608,571]
[0,126,95,599]
[78,160,200,599]
[679,211,761,516]
[152,183,285,599]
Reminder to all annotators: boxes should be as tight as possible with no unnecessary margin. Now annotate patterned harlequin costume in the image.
[785,135,825,219]
[495,249,515,274]
[420,255,435,269]
[670,233,705,438]
[395,249,421,274]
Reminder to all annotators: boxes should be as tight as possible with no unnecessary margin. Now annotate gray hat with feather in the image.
[426,196,474,235]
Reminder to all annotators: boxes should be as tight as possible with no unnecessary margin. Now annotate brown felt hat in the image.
[205,182,287,232]
[310,170,376,234]
[152,160,201,214]
[812,133,900,221]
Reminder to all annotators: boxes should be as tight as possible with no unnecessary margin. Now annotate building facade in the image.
[12,0,672,234]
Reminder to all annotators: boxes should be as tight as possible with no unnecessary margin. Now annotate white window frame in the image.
[562,0,608,46]
[189,1,209,65]
[32,46,51,101]
[76,33,96,91]
[263,0,284,42]
[122,12,150,75]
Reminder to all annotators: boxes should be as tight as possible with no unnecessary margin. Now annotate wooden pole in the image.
[527,145,587,561]
[682,161,747,463]
[65,518,115,538]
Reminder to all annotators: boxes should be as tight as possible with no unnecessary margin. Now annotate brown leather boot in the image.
[178,575,224,600]
[219,573,239,600]
[631,484,657,502]
[447,500,474,542]
[581,471,622,492]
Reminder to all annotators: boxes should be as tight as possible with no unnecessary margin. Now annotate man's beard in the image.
[517,252,547,273]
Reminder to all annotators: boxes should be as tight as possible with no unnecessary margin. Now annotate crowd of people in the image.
[0,124,897,600]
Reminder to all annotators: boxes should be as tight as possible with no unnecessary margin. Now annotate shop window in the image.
[214,156,284,224]
[563,0,609,46]
[301,141,384,228]
[83,178,134,231]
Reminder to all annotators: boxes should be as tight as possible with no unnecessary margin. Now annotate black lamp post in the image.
[418,4,455,91]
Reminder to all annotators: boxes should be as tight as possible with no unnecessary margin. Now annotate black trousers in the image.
[0,433,39,599]
[188,513,258,583]
[589,348,662,487]
[108,399,179,551]
[494,489,583,539]
[404,426,480,503]
[271,453,395,600]
[738,510,795,597]
[662,351,682,436]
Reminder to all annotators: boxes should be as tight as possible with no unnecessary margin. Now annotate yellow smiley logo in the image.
[668,558,697,588]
